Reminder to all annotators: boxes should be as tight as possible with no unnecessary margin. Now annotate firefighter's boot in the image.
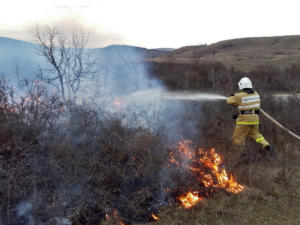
[265,145,276,158]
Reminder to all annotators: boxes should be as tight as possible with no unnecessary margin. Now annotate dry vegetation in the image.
[1,35,300,225]
[0,80,167,225]
[149,60,300,93]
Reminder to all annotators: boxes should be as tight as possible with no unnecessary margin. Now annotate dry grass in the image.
[140,189,300,225]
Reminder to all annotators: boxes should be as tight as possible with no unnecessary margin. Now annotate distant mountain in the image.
[0,37,171,82]
[0,37,35,49]
[0,37,45,80]
[153,48,175,52]
[94,45,171,61]
[151,35,300,72]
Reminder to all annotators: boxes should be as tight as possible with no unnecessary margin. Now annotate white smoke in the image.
[55,217,72,225]
[17,202,32,217]
[17,201,34,225]
[108,86,226,141]
[91,44,227,142]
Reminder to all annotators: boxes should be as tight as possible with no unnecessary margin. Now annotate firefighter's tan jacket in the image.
[227,91,260,125]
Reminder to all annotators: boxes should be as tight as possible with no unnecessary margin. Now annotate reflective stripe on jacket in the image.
[227,91,260,125]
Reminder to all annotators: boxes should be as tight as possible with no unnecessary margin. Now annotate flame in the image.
[105,213,109,220]
[170,140,244,208]
[119,220,125,225]
[165,188,171,193]
[113,97,122,108]
[151,213,160,221]
[112,209,126,225]
[178,140,195,159]
[169,152,180,166]
[178,191,203,209]
[198,148,244,193]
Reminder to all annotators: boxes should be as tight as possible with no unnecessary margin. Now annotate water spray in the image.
[162,92,227,101]
[123,89,227,104]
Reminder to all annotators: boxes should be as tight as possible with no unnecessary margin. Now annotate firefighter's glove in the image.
[232,114,238,120]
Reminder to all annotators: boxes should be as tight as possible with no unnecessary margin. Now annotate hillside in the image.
[0,37,44,79]
[97,45,171,58]
[0,37,169,80]
[94,45,171,63]
[151,35,300,72]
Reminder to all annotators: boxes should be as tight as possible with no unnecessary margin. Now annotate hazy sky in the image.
[1,0,300,48]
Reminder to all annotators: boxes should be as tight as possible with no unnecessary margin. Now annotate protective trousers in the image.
[233,125,269,150]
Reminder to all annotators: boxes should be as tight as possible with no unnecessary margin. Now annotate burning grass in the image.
[141,153,300,225]
[102,140,246,224]
[178,191,203,209]
[168,140,244,209]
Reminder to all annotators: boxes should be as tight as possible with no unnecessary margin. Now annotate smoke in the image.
[124,90,226,141]
[55,217,71,225]
[88,45,227,143]
[90,47,177,139]
[17,201,34,225]
[98,72,225,142]
[0,37,45,83]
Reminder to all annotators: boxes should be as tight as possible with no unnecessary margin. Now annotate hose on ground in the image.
[260,109,300,141]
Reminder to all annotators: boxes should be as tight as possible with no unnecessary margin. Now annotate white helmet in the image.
[238,77,252,89]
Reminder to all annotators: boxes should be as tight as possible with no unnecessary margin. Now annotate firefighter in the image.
[227,77,275,156]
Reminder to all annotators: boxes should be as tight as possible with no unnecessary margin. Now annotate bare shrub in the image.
[0,79,167,225]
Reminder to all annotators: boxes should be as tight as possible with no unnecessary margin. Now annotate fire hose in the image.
[260,109,300,141]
